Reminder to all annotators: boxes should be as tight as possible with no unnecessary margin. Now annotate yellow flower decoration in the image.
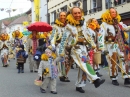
[124,32,128,40]
[55,19,64,27]
[66,14,84,26]
[41,52,57,61]
[29,33,40,39]
[12,31,23,39]
[101,10,121,25]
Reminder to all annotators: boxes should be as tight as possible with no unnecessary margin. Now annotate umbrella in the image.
[22,31,31,36]
[27,22,52,32]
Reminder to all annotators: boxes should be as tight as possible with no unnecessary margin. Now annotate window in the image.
[73,1,80,7]
[114,0,126,6]
[90,0,102,14]
[51,12,54,24]
[61,5,67,12]
[106,0,112,9]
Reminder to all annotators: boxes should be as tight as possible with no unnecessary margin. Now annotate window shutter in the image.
[47,13,50,24]
[96,0,102,11]
[83,0,87,15]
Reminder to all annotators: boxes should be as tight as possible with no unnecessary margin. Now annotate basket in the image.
[8,54,14,59]
[93,51,101,64]
[34,79,42,86]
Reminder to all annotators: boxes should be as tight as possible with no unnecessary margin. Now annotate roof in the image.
[25,9,31,14]
[8,15,29,26]
[2,20,11,26]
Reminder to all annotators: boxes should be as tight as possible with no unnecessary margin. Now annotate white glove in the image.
[35,56,39,59]
[52,44,55,49]
[26,52,28,55]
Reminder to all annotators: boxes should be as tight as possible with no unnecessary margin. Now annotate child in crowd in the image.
[16,45,28,73]
[38,48,58,94]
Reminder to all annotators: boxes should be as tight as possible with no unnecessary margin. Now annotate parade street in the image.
[0,59,129,97]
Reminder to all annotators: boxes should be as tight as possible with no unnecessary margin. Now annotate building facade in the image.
[47,0,130,25]
[30,0,47,23]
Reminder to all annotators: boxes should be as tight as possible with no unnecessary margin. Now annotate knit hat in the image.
[20,45,24,50]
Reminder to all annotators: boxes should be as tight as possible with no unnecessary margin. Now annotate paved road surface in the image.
[0,59,130,97]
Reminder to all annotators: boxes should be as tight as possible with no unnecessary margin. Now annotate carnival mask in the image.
[1,33,7,41]
[15,30,20,37]
[92,19,98,26]
[59,12,66,23]
[110,8,117,19]
[72,7,82,21]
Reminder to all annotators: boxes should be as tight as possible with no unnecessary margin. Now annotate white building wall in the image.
[31,1,35,23]
[48,0,130,23]
[40,0,47,22]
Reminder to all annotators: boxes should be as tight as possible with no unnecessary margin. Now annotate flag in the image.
[34,0,40,21]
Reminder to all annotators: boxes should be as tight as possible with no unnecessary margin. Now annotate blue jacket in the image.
[16,50,28,58]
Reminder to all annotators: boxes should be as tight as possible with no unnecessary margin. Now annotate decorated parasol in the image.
[27,22,52,32]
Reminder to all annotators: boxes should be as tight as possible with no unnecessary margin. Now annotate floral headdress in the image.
[101,9,121,25]
[12,30,23,39]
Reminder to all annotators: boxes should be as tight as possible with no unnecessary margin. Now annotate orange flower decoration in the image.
[88,23,97,30]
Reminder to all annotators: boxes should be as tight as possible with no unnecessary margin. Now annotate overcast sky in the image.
[0,0,31,20]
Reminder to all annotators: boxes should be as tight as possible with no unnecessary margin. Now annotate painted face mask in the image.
[59,12,66,23]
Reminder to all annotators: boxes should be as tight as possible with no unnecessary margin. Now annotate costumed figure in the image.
[26,31,40,72]
[58,3,105,93]
[34,32,50,64]
[87,18,102,77]
[0,33,10,67]
[12,30,23,53]
[38,48,58,94]
[50,11,71,82]
[99,7,130,86]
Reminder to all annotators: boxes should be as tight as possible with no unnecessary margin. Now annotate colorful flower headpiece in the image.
[12,31,23,39]
[101,9,121,25]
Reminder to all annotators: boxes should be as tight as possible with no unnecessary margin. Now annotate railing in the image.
[114,0,130,6]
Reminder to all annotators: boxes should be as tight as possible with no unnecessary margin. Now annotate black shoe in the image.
[71,66,74,69]
[59,76,65,81]
[30,70,33,73]
[94,79,105,88]
[124,78,130,86]
[18,69,20,73]
[64,77,70,82]
[96,72,102,77]
[112,80,119,86]
[76,87,85,93]
[34,71,38,73]
[21,70,24,73]
[51,91,57,94]
[40,88,46,93]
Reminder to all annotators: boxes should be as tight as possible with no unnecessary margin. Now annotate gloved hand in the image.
[52,44,55,50]
[34,55,39,59]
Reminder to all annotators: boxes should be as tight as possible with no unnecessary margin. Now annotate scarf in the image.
[48,57,58,79]
[113,19,126,52]
[32,38,37,55]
